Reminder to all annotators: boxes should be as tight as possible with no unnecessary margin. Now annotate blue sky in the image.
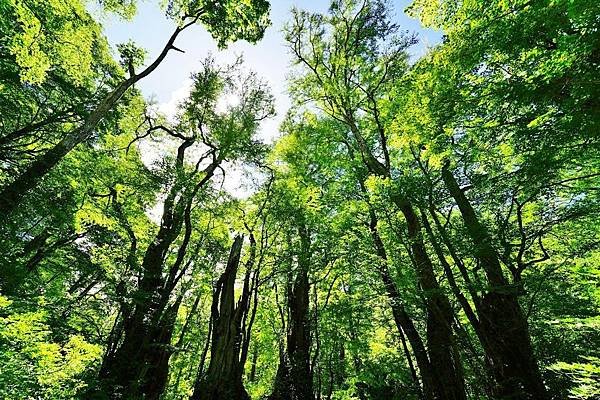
[98,1,442,141]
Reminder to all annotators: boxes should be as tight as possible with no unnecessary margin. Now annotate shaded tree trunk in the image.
[347,118,466,400]
[367,207,435,400]
[96,228,184,399]
[96,140,219,399]
[398,326,424,400]
[422,211,496,397]
[391,195,466,400]
[249,346,259,382]
[270,222,314,400]
[355,160,463,400]
[191,235,253,400]
[441,163,548,400]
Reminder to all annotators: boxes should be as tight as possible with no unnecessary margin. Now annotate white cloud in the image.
[157,78,193,121]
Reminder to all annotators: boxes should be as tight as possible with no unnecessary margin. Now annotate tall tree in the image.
[389,0,600,397]
[95,58,273,399]
[270,219,314,400]
[268,179,316,400]
[284,2,466,398]
[191,234,256,400]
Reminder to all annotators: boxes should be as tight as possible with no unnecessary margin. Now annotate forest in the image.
[0,0,599,399]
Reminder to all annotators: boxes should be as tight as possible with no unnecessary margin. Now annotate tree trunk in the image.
[347,120,465,399]
[96,239,182,399]
[390,194,466,400]
[191,235,251,400]
[249,346,259,382]
[398,319,424,400]
[367,208,435,400]
[441,163,548,399]
[270,223,314,400]
[422,211,496,396]
[96,151,210,398]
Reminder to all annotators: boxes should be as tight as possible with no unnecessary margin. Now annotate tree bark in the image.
[96,142,219,399]
[191,235,252,400]
[96,243,182,399]
[270,222,314,400]
[367,208,435,400]
[346,117,466,400]
[391,194,466,400]
[358,165,464,400]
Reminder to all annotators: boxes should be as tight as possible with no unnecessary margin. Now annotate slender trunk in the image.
[249,346,259,382]
[239,232,259,372]
[0,20,194,217]
[398,326,424,400]
[391,195,466,400]
[347,119,465,399]
[358,164,463,399]
[196,313,213,381]
[421,211,482,337]
[170,294,203,394]
[422,210,497,395]
[441,164,548,399]
[343,284,368,400]
[326,357,334,400]
[367,208,435,400]
[336,344,346,387]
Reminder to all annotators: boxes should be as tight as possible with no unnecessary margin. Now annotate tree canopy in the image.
[1,0,599,399]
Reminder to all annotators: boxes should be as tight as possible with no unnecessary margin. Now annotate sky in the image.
[95,0,442,197]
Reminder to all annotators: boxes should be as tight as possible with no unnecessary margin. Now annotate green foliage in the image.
[6,0,112,85]
[550,357,600,399]
[0,0,599,399]
[0,295,102,399]
[117,40,147,73]
[165,0,271,47]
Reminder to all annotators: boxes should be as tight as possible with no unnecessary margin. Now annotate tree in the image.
[2,0,600,399]
[388,0,600,397]
[284,2,465,398]
[190,235,252,400]
[95,58,274,399]
[0,0,271,216]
